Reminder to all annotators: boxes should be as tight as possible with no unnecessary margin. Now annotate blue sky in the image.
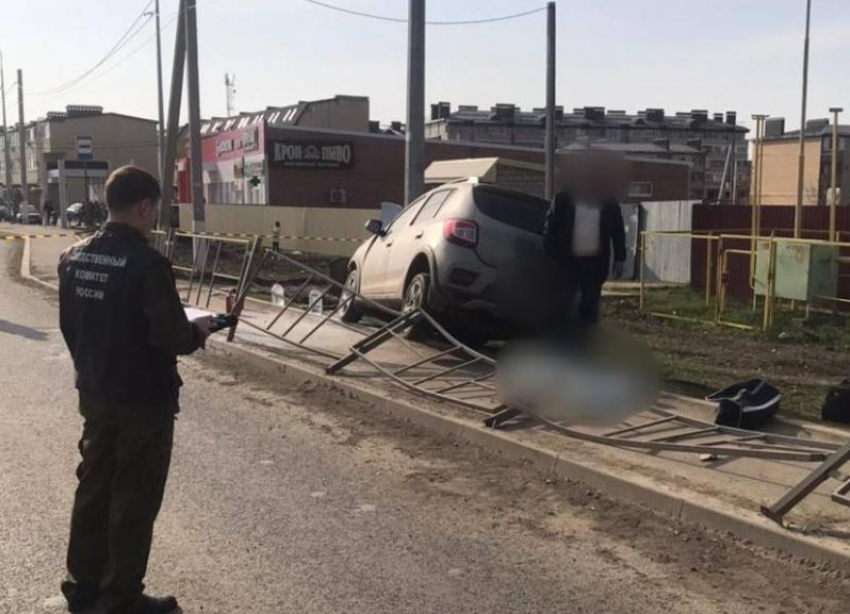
[2,0,848,132]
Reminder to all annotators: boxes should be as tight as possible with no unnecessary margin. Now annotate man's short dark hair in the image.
[105,165,161,212]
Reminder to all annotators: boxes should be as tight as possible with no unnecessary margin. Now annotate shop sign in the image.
[269,141,354,169]
[216,138,238,156]
[216,127,259,158]
[243,128,259,152]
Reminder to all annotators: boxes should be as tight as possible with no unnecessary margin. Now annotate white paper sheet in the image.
[184,306,215,322]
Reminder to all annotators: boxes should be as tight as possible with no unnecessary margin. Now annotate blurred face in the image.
[573,153,629,202]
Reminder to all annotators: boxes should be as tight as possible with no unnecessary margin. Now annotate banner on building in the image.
[269,141,354,170]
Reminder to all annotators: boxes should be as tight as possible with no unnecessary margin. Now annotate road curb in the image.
[20,236,60,292]
[209,338,850,572]
[19,242,850,572]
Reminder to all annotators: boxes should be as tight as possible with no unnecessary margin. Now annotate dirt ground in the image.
[196,349,850,614]
[604,295,850,422]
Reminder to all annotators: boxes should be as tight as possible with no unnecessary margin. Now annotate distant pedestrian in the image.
[43,201,54,226]
[543,151,627,329]
[271,221,281,252]
[58,165,212,614]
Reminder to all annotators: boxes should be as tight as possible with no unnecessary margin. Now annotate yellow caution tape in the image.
[0,230,361,243]
[184,231,362,243]
[1,233,78,241]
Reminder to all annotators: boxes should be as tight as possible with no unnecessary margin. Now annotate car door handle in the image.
[386,241,393,247]
[414,231,423,239]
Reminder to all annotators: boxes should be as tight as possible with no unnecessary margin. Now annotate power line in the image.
[30,0,156,96]
[298,0,547,25]
[36,11,181,100]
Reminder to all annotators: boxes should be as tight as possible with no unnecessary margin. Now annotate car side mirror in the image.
[365,219,384,235]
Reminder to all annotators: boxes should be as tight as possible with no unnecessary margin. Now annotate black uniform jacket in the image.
[542,191,627,279]
[59,223,203,408]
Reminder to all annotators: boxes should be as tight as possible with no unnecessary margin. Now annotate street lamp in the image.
[144,1,166,180]
[794,0,812,238]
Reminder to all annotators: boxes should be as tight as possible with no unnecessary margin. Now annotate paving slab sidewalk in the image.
[25,234,850,570]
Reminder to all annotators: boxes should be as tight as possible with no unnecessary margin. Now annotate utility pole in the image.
[717,142,733,204]
[0,50,12,207]
[829,107,843,242]
[545,1,556,201]
[17,69,26,207]
[155,0,166,181]
[404,0,425,206]
[225,73,236,117]
[185,0,205,233]
[756,117,767,232]
[750,115,768,237]
[160,0,187,228]
[794,0,812,238]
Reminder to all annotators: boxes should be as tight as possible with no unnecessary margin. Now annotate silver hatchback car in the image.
[342,179,551,335]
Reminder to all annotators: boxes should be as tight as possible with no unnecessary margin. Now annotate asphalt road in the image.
[2,239,850,614]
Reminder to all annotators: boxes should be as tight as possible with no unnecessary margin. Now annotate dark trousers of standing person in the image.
[569,257,608,327]
[62,393,175,614]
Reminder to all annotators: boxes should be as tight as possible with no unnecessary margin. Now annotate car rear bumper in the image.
[429,272,500,317]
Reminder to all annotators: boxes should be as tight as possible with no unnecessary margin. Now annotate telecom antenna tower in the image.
[225,73,236,116]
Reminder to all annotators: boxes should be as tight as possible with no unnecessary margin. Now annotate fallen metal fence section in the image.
[323,307,840,463]
[326,308,506,415]
[761,441,850,525]
[225,247,412,358]
[164,229,256,310]
[165,234,850,524]
[529,407,838,463]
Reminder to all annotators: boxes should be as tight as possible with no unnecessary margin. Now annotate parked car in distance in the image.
[0,203,11,222]
[16,204,43,225]
[66,202,84,225]
[342,179,552,339]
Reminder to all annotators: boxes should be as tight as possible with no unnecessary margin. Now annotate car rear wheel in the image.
[402,272,433,340]
[340,268,364,324]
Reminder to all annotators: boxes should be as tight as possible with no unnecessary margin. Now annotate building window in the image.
[628,182,653,198]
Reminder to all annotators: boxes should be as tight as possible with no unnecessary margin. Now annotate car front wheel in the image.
[340,268,364,324]
[402,272,433,340]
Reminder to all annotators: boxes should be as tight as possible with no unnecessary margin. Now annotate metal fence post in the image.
[638,232,646,313]
[705,233,713,305]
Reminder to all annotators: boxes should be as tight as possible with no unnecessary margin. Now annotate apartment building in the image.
[0,105,157,206]
[758,117,850,207]
[425,103,750,203]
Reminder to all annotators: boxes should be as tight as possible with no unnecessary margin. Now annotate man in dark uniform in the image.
[58,166,211,614]
[542,152,627,328]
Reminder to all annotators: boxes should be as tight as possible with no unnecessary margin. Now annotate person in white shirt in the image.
[542,152,627,327]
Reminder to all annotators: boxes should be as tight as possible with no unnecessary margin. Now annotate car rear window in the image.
[472,185,549,234]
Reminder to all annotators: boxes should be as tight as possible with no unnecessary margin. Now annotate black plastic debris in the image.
[706,379,781,430]
[822,379,850,424]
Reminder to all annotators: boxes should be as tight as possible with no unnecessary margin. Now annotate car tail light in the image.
[443,219,478,248]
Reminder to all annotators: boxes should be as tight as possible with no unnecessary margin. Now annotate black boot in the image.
[109,594,179,614]
[61,581,101,613]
